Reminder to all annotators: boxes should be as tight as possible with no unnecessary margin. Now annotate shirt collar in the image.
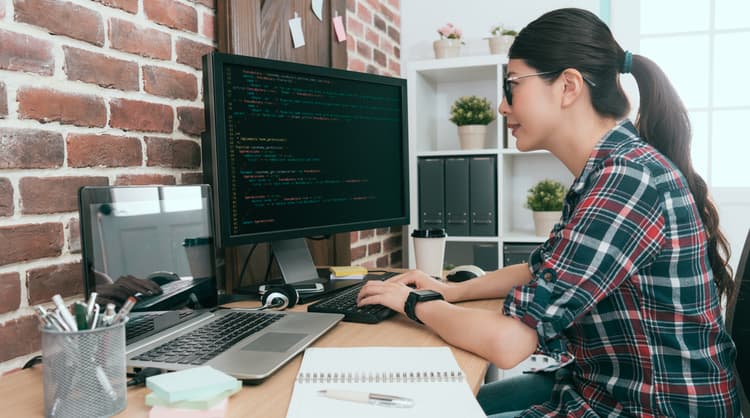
[571,119,641,194]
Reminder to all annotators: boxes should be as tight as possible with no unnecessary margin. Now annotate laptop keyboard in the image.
[132,311,284,365]
[307,274,398,324]
[126,311,194,341]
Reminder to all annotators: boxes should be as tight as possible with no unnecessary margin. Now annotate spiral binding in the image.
[297,370,464,384]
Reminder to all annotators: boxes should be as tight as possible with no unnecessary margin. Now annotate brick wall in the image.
[0,0,402,373]
[346,0,403,269]
[0,0,215,374]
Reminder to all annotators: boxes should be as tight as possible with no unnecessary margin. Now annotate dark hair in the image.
[509,8,734,300]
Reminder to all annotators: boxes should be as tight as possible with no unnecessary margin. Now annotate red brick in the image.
[382,4,399,27]
[144,0,198,32]
[349,58,366,72]
[366,27,379,46]
[15,0,104,46]
[94,0,137,13]
[362,260,376,269]
[176,37,214,70]
[388,60,400,76]
[27,262,84,305]
[394,45,400,59]
[145,136,200,168]
[143,66,198,100]
[376,228,390,235]
[373,48,386,67]
[0,315,41,363]
[387,25,400,43]
[0,29,54,75]
[109,18,171,60]
[357,2,372,23]
[67,134,142,167]
[368,241,381,255]
[116,174,176,185]
[360,229,374,239]
[67,217,80,254]
[350,231,359,243]
[20,176,109,214]
[201,11,214,38]
[110,98,173,133]
[351,245,366,260]
[366,64,379,75]
[17,87,106,127]
[390,249,402,266]
[63,46,138,91]
[177,106,205,136]
[0,128,64,169]
[0,272,21,314]
[347,16,363,37]
[0,178,12,217]
[376,254,389,268]
[373,15,386,32]
[346,0,355,13]
[383,235,401,251]
[0,223,64,266]
[181,172,204,184]
[356,40,372,58]
[0,81,7,117]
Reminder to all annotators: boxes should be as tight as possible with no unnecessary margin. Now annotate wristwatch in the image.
[404,290,444,324]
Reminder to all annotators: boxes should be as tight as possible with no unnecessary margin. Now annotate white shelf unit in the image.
[406,55,574,270]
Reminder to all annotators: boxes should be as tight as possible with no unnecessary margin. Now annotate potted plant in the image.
[525,179,566,237]
[449,95,496,149]
[434,23,463,59]
[488,25,517,55]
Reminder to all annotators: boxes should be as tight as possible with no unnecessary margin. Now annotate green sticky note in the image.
[146,366,240,403]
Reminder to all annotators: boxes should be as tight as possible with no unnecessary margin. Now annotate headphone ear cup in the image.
[261,284,299,310]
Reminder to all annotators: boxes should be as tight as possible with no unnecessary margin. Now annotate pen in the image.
[318,389,414,408]
[74,302,89,331]
[111,296,136,325]
[86,292,98,323]
[89,303,100,330]
[95,365,118,401]
[52,294,78,331]
[101,303,116,327]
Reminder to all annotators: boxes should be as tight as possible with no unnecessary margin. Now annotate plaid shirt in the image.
[504,120,739,417]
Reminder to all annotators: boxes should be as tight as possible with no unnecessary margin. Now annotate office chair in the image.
[726,229,750,416]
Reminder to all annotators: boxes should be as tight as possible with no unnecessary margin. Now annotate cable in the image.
[22,355,42,369]
[127,367,163,387]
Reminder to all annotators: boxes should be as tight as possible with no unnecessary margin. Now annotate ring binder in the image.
[297,370,464,384]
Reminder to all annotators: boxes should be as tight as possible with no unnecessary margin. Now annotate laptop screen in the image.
[78,185,219,311]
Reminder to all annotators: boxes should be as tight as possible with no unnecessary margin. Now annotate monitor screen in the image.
[202,52,409,249]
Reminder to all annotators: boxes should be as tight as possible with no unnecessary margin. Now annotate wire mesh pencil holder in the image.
[41,321,127,417]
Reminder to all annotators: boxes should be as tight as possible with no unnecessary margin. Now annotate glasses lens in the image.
[503,78,512,106]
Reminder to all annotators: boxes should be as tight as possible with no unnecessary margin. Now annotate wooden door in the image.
[215,0,350,289]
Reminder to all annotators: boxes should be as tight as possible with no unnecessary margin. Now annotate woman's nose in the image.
[498,97,510,116]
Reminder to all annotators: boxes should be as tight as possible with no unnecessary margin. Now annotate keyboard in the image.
[307,273,398,323]
[125,310,195,343]
[132,311,283,365]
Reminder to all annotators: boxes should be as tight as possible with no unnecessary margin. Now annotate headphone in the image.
[258,284,299,311]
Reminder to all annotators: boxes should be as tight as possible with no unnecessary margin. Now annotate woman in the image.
[357,8,738,417]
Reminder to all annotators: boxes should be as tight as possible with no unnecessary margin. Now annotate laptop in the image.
[79,184,343,381]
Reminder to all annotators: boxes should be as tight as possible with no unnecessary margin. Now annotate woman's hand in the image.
[356,270,455,313]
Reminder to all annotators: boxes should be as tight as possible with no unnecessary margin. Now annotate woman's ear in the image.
[560,68,585,108]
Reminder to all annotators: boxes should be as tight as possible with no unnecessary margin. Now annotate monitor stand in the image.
[271,238,325,285]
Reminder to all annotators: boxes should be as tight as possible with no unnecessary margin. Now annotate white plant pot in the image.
[433,39,461,59]
[532,211,562,237]
[457,125,487,149]
[488,35,515,55]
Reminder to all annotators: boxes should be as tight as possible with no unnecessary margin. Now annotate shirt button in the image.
[543,272,553,282]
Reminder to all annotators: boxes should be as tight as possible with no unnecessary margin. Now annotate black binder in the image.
[418,158,445,230]
[444,157,470,236]
[469,156,497,236]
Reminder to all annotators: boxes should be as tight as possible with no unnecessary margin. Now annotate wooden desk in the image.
[0,299,500,417]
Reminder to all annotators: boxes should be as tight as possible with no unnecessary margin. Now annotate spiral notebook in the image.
[285,346,485,418]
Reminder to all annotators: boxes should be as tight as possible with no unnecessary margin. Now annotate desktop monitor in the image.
[202,52,409,284]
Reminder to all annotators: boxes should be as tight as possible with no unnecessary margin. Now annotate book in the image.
[146,366,240,404]
[329,266,368,276]
[145,381,241,410]
[285,346,485,418]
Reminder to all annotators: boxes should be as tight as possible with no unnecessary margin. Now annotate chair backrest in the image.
[726,229,750,414]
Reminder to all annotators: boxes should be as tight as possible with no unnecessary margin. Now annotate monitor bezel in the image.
[203,52,410,248]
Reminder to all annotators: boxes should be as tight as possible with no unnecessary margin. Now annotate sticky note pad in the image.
[146,366,240,404]
[149,398,229,418]
[329,266,368,276]
[146,381,241,410]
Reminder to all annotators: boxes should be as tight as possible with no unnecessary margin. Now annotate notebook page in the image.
[285,346,485,418]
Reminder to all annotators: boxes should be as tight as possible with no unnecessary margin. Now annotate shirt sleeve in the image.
[504,157,666,355]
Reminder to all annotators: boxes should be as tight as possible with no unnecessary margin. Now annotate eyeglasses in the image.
[502,70,597,106]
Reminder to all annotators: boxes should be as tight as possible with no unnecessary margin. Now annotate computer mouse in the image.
[445,265,486,282]
[146,271,181,286]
